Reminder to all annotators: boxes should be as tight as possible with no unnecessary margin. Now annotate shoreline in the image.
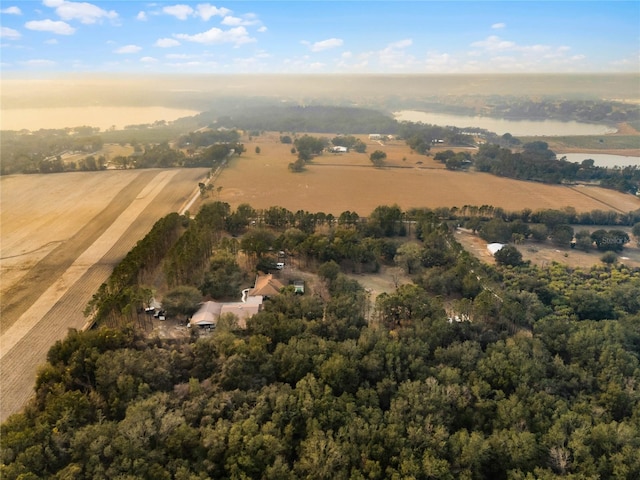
[553,148,640,157]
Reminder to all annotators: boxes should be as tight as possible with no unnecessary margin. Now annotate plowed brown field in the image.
[0,168,208,421]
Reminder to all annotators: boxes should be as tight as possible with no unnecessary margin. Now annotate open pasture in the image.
[219,132,640,216]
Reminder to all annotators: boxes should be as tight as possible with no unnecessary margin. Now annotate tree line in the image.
[472,141,640,194]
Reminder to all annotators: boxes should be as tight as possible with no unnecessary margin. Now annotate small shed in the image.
[293,280,305,294]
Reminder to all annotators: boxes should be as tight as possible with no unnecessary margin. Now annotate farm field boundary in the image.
[0,168,208,421]
[0,170,160,333]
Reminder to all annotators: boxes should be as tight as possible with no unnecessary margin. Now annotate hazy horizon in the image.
[2,73,639,111]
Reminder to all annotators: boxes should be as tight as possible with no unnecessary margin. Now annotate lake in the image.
[393,110,616,136]
[0,106,201,131]
[560,153,640,168]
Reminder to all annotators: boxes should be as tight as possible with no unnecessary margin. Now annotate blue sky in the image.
[1,1,639,74]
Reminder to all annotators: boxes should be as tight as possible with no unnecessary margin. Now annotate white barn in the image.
[487,243,505,255]
[329,146,348,153]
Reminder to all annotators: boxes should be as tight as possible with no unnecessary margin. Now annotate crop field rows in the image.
[0,168,208,421]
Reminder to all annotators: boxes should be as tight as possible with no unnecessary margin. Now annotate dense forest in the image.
[2,202,640,479]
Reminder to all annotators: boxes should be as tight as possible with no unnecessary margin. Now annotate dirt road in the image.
[0,168,208,421]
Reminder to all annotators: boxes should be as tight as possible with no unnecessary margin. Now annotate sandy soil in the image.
[0,168,208,421]
[611,122,640,136]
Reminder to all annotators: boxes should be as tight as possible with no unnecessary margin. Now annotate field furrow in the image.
[0,168,208,421]
[0,264,113,419]
[0,170,159,333]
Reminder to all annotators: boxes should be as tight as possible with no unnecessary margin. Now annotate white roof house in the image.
[487,243,505,255]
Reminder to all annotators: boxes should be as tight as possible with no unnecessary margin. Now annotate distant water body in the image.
[560,153,640,168]
[0,106,201,131]
[393,110,616,137]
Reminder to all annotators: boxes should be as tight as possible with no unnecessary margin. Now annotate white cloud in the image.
[608,54,640,72]
[114,44,142,54]
[222,14,259,27]
[375,39,415,69]
[468,35,581,71]
[25,19,76,35]
[163,4,194,20]
[334,49,370,71]
[491,22,506,29]
[22,59,56,67]
[388,39,412,49]
[155,38,180,48]
[43,0,117,24]
[1,27,21,39]
[221,15,242,26]
[463,39,590,73]
[136,11,147,21]
[471,35,515,51]
[197,4,231,21]
[140,56,158,63]
[310,38,343,52]
[257,26,267,33]
[1,6,22,15]
[332,39,417,72]
[45,38,59,44]
[423,52,460,72]
[165,53,195,59]
[174,26,254,46]
[165,60,219,69]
